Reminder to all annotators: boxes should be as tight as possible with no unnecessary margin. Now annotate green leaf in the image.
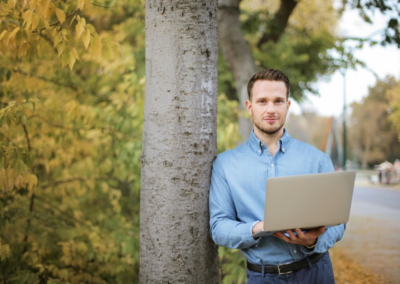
[62,51,69,68]
[102,45,112,60]
[82,29,91,50]
[16,30,23,45]
[24,101,34,112]
[0,116,6,127]
[5,70,11,81]
[16,159,25,175]
[22,29,30,42]
[53,33,62,47]
[28,98,41,104]
[57,41,66,57]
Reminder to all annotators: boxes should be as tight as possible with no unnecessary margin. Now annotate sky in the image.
[290,6,400,117]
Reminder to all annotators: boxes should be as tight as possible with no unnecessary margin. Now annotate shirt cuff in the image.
[300,236,321,255]
[246,221,262,247]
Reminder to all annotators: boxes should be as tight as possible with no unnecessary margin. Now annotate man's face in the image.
[245,80,291,135]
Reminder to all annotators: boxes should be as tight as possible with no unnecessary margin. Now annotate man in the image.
[209,68,344,284]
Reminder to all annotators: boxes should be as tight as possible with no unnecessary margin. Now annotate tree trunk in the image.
[218,0,297,143]
[362,137,371,169]
[140,1,219,283]
[218,0,258,143]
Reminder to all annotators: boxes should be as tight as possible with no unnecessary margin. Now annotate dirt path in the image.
[332,186,400,283]
[330,247,386,284]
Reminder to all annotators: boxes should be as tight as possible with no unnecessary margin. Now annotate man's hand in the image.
[252,221,264,235]
[273,227,326,246]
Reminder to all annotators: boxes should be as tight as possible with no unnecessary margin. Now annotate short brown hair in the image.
[247,68,290,101]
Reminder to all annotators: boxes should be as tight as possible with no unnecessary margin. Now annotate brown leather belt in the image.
[247,252,326,275]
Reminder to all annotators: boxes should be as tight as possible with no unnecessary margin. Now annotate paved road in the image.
[335,186,400,283]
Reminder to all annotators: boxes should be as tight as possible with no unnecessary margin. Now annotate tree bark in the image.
[218,0,258,143]
[140,1,219,283]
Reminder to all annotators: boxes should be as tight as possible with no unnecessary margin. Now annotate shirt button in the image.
[271,164,274,167]
[294,250,297,253]
[282,148,285,151]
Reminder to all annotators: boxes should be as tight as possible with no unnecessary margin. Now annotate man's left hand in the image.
[273,227,326,247]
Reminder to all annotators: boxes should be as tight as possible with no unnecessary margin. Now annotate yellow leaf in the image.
[91,37,102,57]
[18,43,29,58]
[84,0,90,10]
[27,174,38,191]
[81,18,86,27]
[82,29,90,50]
[46,2,56,19]
[10,27,20,39]
[70,47,79,60]
[23,10,33,26]
[75,22,84,39]
[61,50,69,68]
[53,33,62,47]
[56,41,66,57]
[29,0,40,9]
[0,30,7,41]
[32,13,39,30]
[38,0,50,18]
[77,0,84,10]
[68,52,76,70]
[55,9,65,24]
[43,19,50,30]
[6,0,16,8]
[3,32,11,47]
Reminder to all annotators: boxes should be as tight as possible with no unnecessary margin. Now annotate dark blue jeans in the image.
[246,252,335,284]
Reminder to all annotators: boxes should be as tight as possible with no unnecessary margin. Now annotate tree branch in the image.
[28,114,129,137]
[41,176,129,189]
[11,68,80,92]
[32,8,79,34]
[257,0,298,48]
[90,2,118,8]
[22,124,31,152]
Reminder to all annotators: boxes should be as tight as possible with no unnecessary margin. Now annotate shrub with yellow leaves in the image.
[0,0,120,70]
[0,0,145,282]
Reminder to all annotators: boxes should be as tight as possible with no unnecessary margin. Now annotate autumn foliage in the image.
[0,0,144,282]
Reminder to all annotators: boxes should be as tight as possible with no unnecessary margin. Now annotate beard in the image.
[253,117,285,135]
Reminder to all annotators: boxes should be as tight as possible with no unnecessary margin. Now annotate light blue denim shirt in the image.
[209,129,346,265]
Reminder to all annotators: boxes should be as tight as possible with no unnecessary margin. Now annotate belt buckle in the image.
[277,263,292,275]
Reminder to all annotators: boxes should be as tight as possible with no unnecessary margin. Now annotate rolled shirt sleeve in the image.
[209,158,260,249]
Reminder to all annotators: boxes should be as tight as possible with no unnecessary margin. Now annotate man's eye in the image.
[276,100,283,103]
[259,100,265,103]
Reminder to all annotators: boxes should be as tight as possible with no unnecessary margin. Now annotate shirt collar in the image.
[248,128,292,156]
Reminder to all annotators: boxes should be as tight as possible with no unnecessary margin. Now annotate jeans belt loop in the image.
[262,264,265,277]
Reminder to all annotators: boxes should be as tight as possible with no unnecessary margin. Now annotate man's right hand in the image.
[252,221,264,235]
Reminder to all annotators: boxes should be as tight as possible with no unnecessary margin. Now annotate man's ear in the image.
[245,100,252,116]
[287,99,291,111]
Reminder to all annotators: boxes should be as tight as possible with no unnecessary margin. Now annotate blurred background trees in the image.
[349,77,400,168]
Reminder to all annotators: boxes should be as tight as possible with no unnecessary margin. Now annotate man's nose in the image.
[265,102,276,113]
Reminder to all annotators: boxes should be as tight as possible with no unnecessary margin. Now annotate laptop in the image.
[251,171,356,238]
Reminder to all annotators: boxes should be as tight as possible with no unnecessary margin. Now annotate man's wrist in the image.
[251,221,261,238]
[303,238,318,250]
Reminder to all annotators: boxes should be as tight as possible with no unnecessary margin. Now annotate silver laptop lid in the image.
[263,171,356,232]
